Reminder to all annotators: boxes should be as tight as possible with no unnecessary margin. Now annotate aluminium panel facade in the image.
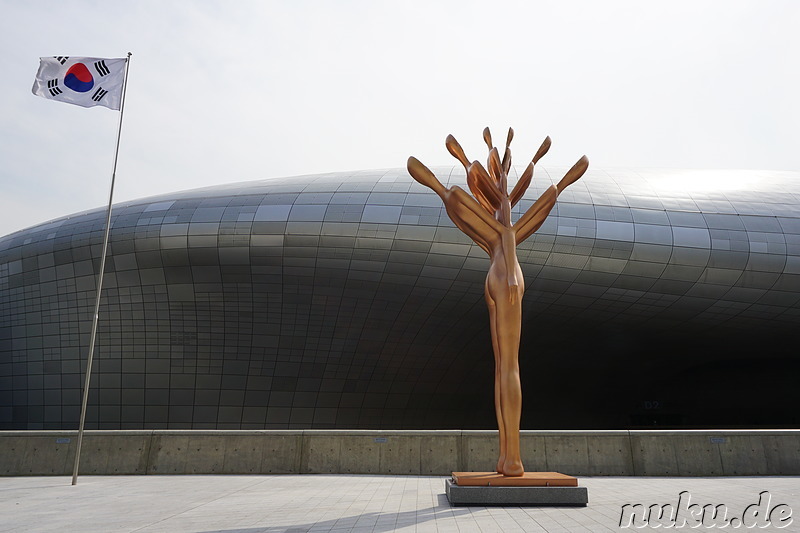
[1,167,798,430]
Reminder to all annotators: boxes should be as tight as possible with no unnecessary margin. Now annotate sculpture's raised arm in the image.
[513,154,588,245]
[445,134,470,169]
[407,156,447,197]
[513,184,558,245]
[443,186,505,254]
[509,136,551,208]
[487,148,504,187]
[407,156,504,254]
[467,160,503,214]
[501,128,514,176]
[556,155,589,194]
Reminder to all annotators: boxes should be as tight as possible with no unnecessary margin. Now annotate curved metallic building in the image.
[1,167,799,430]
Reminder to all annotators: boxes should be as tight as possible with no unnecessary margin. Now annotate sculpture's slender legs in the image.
[485,285,506,473]
[496,307,523,476]
[487,243,525,476]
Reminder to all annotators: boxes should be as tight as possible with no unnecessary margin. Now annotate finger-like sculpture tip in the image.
[407,155,423,174]
[533,136,552,164]
[483,127,492,149]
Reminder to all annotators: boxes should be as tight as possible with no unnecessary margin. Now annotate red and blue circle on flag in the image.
[63,63,94,93]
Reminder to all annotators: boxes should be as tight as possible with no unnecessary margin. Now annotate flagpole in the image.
[71,52,132,486]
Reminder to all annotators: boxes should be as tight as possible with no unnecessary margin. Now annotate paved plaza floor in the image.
[1,475,798,532]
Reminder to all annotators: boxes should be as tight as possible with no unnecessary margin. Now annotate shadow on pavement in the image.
[200,494,469,533]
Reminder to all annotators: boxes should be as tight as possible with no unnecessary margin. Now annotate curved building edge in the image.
[1,166,798,430]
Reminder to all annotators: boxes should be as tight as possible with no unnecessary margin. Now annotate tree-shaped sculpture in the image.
[408,128,588,476]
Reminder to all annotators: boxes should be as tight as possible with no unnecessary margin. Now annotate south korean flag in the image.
[32,56,127,110]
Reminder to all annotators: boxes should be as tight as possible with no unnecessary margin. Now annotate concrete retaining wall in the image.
[2,430,798,476]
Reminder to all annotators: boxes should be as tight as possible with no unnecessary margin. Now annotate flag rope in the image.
[71,52,133,486]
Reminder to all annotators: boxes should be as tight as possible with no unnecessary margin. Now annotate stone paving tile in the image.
[0,475,798,532]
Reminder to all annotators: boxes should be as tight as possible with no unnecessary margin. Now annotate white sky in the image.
[1,0,798,238]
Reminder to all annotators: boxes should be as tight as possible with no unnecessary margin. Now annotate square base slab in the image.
[445,476,588,507]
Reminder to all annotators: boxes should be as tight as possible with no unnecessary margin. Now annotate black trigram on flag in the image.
[47,79,62,96]
[91,87,108,102]
[94,60,110,77]
[55,56,69,65]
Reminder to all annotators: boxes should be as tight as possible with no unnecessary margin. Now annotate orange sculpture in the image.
[408,128,587,476]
